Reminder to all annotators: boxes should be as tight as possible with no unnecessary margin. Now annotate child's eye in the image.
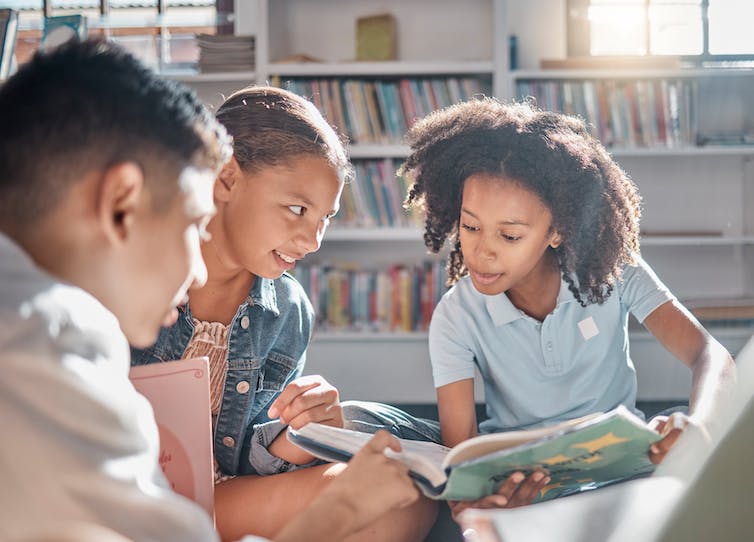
[501,233,521,241]
[288,205,306,216]
[461,223,479,232]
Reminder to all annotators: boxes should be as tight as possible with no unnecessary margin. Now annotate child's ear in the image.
[97,162,144,244]
[215,156,241,202]
[550,231,562,249]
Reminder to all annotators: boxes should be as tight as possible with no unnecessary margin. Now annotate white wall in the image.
[505,0,567,69]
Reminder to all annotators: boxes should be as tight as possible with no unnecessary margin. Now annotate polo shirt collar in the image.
[484,277,578,326]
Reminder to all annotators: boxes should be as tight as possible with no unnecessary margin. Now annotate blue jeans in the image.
[342,400,442,444]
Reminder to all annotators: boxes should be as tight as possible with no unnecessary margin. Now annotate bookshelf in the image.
[172,0,753,404]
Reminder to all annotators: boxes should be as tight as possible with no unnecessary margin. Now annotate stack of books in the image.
[196,33,255,73]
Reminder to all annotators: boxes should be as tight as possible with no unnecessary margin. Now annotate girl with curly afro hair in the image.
[402,98,735,516]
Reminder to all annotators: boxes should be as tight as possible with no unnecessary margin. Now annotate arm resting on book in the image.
[642,300,736,462]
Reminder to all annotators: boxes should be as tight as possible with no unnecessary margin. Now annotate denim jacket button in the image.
[240,316,250,329]
[236,380,250,394]
[222,436,235,448]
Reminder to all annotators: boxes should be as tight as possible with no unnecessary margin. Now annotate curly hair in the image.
[401,98,642,306]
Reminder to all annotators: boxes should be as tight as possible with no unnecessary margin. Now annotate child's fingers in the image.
[449,494,509,521]
[507,470,550,507]
[647,414,669,432]
[661,412,689,436]
[649,429,683,464]
[494,471,525,503]
[649,412,690,464]
[276,383,342,427]
[364,429,403,454]
[267,375,330,419]
[285,401,342,429]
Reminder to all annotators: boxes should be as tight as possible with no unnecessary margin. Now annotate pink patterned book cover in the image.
[129,357,214,518]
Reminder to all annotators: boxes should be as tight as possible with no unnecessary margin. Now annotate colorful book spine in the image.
[515,77,698,148]
[293,260,447,332]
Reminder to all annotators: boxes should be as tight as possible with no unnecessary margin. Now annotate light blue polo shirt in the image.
[429,255,674,434]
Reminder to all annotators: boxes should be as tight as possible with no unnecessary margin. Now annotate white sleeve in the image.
[0,324,218,542]
[618,254,676,323]
[428,296,478,388]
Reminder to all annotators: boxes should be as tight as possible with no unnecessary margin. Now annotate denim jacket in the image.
[131,273,314,477]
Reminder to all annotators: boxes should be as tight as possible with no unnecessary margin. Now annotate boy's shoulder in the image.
[0,232,123,353]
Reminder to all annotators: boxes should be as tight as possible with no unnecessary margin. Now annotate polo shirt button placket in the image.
[541,320,560,371]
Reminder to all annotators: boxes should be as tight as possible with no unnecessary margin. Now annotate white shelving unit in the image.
[172,0,753,404]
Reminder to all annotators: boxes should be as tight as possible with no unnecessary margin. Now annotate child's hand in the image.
[324,431,420,526]
[275,430,420,542]
[647,411,709,464]
[447,470,551,521]
[267,374,345,430]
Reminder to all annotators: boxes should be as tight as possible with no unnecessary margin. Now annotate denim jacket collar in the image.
[247,276,280,317]
[179,275,281,320]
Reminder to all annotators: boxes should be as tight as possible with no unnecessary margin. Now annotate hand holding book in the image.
[288,405,662,503]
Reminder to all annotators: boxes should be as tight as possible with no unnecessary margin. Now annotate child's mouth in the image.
[470,269,503,286]
[274,250,298,270]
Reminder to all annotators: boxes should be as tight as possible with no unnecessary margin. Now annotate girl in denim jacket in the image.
[132,86,440,542]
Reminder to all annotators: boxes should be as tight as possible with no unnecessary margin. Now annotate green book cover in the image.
[441,406,661,501]
[288,405,661,503]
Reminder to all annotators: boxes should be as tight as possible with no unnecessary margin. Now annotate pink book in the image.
[129,357,214,518]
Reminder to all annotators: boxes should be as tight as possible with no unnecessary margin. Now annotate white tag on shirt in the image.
[578,316,599,341]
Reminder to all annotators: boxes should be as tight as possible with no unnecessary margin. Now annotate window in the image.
[3,0,233,70]
[567,0,754,63]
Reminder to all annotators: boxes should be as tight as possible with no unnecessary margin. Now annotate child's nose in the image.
[296,220,324,254]
[477,235,496,259]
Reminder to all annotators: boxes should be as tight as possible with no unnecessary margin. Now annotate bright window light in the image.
[649,4,702,55]
[709,0,754,54]
[589,3,647,55]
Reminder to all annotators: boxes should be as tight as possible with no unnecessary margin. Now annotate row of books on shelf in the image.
[339,159,418,227]
[278,76,490,144]
[294,261,447,332]
[515,78,696,149]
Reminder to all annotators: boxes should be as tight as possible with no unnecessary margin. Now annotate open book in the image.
[288,405,661,502]
[129,357,215,518]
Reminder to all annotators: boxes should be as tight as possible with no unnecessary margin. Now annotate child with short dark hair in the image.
[402,98,736,519]
[0,40,423,542]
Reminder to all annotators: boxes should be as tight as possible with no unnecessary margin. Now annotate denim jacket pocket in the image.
[258,351,298,392]
[249,351,299,420]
